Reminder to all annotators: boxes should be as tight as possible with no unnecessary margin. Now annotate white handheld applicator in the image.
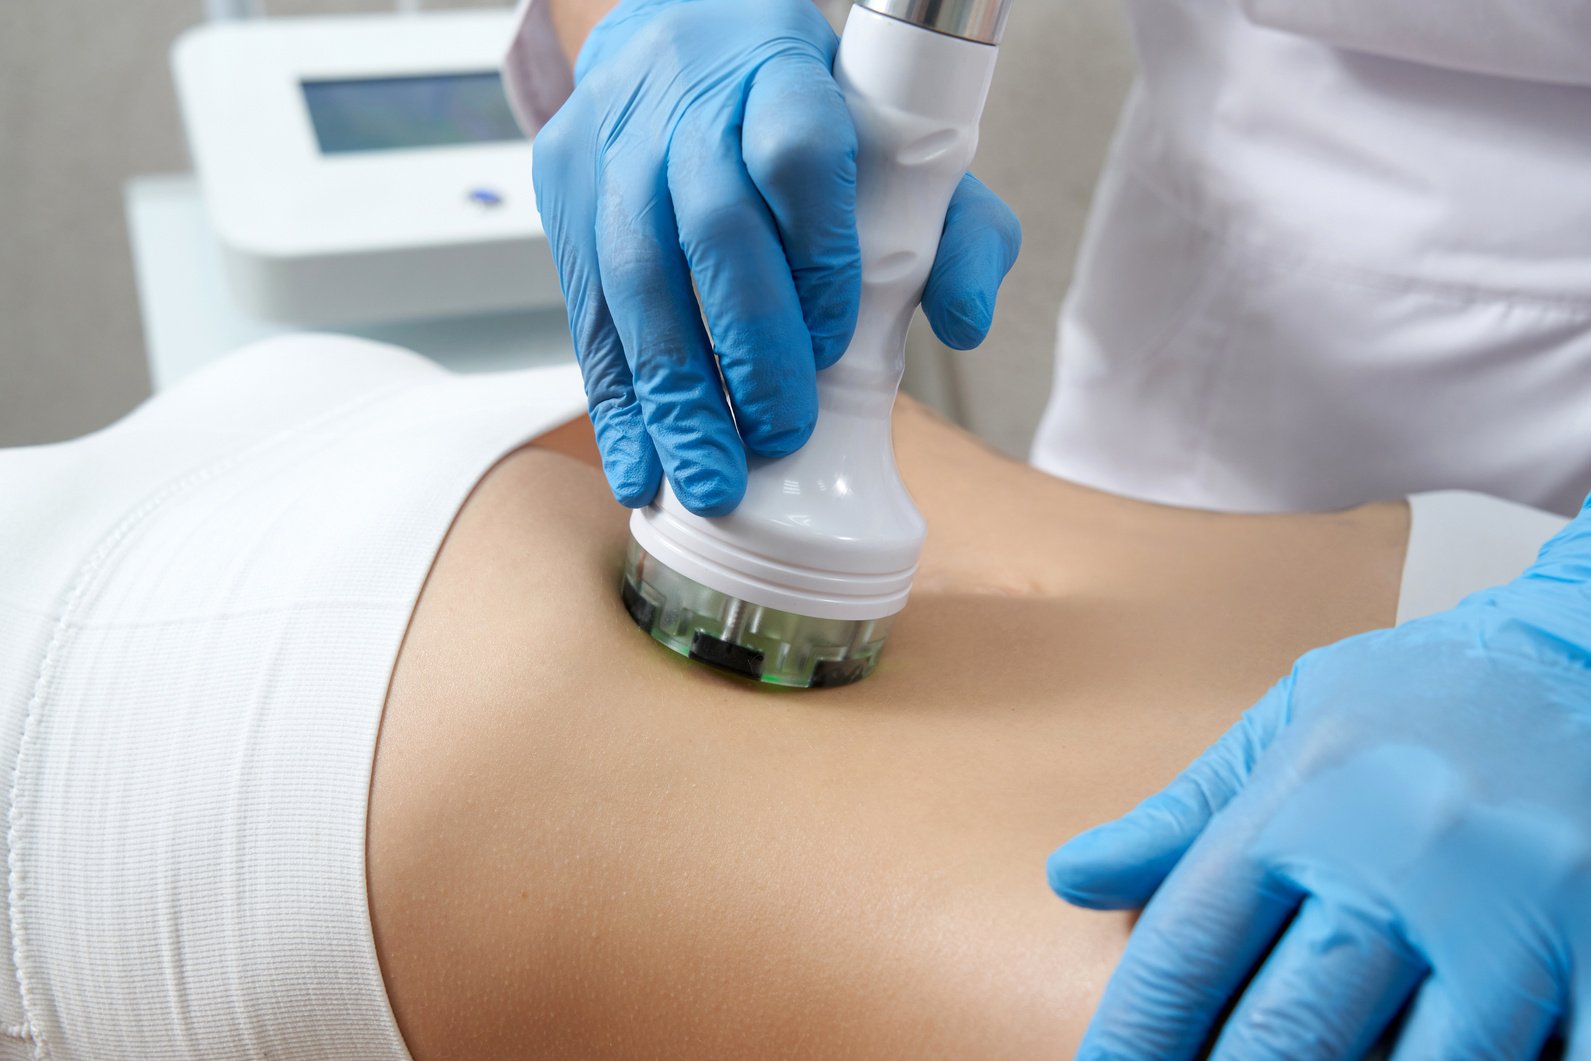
[621,0,1013,688]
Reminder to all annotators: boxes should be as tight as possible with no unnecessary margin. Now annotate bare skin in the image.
[546,0,619,65]
[366,400,1408,1058]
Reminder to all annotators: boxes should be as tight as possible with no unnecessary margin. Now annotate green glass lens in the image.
[620,538,892,689]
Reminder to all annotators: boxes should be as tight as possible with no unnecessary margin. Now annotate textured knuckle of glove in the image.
[743,109,851,197]
[531,114,582,204]
[532,104,575,161]
[593,219,666,300]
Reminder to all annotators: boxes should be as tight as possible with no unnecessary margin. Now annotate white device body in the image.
[172,11,560,327]
[629,5,1001,622]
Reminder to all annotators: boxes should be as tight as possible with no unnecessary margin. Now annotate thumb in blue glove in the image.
[1048,506,1591,1060]
[532,0,1020,517]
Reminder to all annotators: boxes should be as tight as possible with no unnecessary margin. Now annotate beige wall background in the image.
[0,0,1134,452]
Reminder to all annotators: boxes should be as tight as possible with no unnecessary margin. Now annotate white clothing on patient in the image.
[0,337,585,1060]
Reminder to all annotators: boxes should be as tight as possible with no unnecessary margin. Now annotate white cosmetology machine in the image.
[172,10,560,326]
[621,0,1014,688]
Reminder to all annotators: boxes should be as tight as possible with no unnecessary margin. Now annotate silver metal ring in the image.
[852,0,1013,45]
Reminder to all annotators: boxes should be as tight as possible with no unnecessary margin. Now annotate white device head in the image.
[621,0,1011,688]
[172,10,559,327]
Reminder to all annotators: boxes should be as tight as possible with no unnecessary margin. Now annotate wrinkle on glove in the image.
[532,0,1020,515]
[1049,495,1591,1060]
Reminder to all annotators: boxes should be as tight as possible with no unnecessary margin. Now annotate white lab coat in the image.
[1030,0,1591,515]
[505,0,1591,517]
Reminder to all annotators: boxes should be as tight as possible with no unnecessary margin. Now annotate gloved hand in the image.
[1048,504,1591,1059]
[532,0,1021,516]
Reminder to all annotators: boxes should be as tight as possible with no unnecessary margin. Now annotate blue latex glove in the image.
[532,0,1021,516]
[1049,502,1591,1059]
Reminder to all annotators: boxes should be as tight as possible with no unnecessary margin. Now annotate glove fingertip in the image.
[801,263,862,372]
[743,414,816,461]
[603,450,663,509]
[592,410,663,508]
[676,479,747,519]
[810,313,857,371]
[668,455,748,518]
[610,475,661,509]
[1046,834,1147,911]
[925,292,995,352]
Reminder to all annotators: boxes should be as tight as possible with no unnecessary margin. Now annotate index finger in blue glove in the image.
[594,156,748,517]
[1048,678,1294,910]
[742,51,862,371]
[922,173,1022,351]
[668,104,820,460]
[533,110,663,508]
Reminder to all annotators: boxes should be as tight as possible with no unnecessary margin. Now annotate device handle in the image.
[823,5,1002,415]
[626,2,1009,623]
